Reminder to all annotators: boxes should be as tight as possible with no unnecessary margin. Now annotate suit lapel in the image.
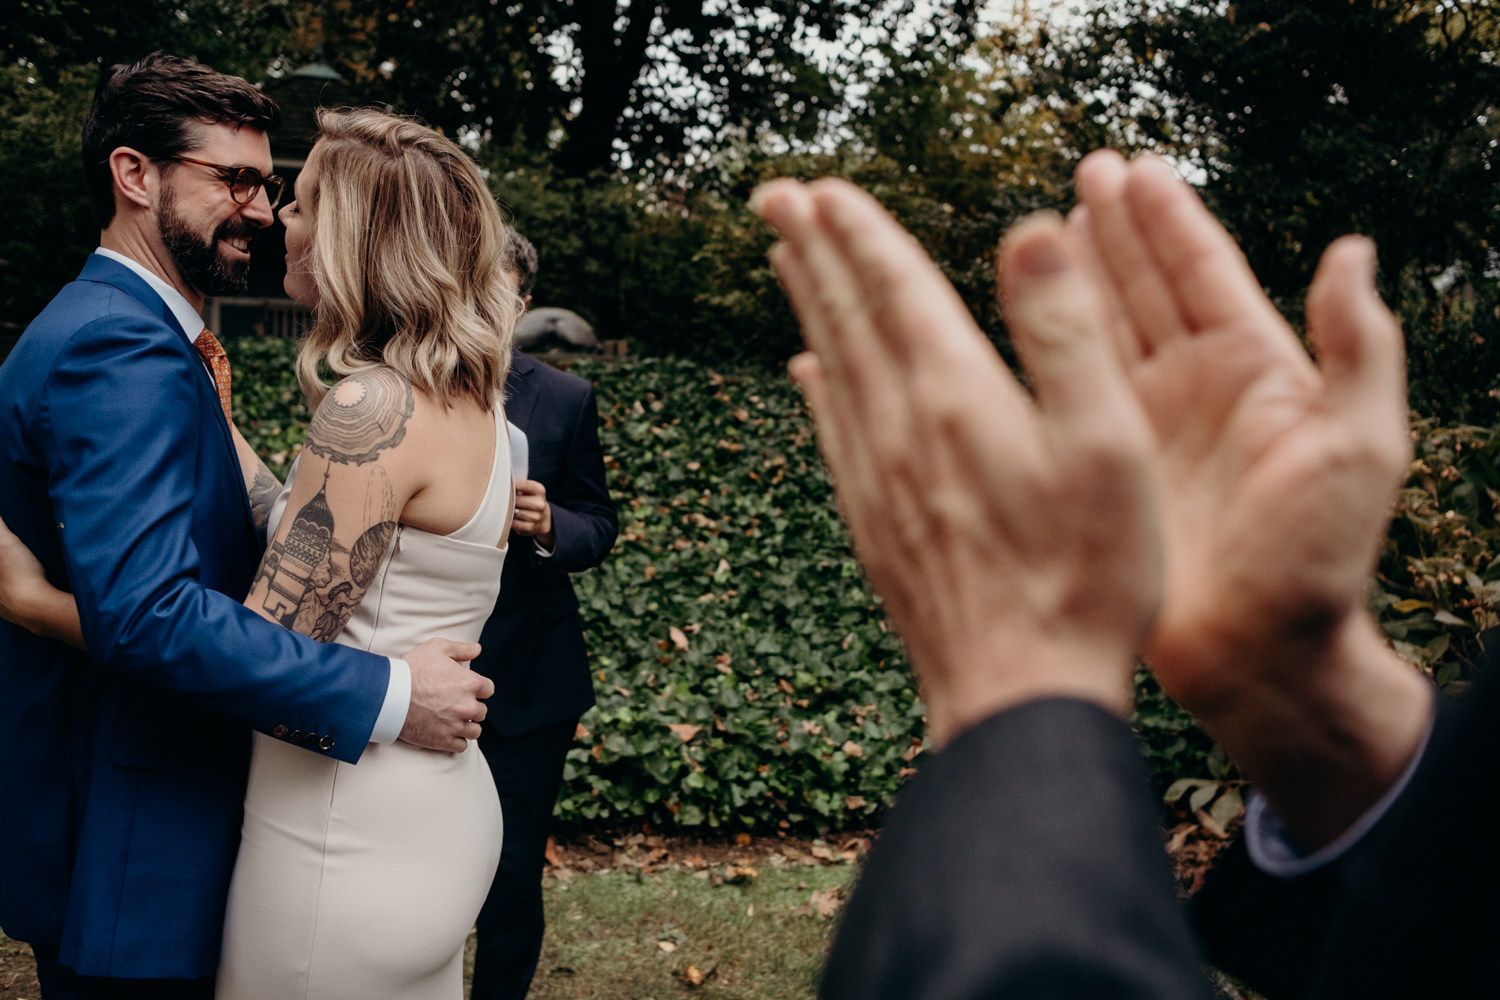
[504,350,544,436]
[78,256,252,527]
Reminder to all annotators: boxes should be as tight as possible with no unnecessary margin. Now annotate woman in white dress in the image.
[212,108,522,999]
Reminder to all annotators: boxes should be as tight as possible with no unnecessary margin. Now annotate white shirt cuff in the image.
[533,538,556,558]
[368,657,411,744]
[1245,693,1436,877]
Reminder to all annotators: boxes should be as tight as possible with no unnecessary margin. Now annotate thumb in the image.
[1306,236,1409,439]
[441,641,482,663]
[999,214,1145,439]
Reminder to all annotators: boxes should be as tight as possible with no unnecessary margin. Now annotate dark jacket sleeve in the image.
[538,384,617,573]
[823,699,1212,1000]
[1194,670,1495,1000]
[41,317,388,763]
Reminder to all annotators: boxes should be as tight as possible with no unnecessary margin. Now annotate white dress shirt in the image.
[1245,693,1436,877]
[507,420,555,558]
[92,248,411,744]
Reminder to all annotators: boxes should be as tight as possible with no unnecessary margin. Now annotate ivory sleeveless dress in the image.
[217,408,511,1000]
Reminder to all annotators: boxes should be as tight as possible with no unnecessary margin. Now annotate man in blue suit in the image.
[0,54,492,997]
[469,236,619,1000]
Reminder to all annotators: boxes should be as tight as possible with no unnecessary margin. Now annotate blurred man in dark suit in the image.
[470,234,618,1000]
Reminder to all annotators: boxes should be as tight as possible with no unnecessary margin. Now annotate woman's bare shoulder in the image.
[306,367,418,467]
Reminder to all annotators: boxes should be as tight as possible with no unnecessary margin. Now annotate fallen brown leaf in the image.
[669,626,690,651]
[844,795,867,810]
[644,564,657,580]
[574,722,590,739]
[812,885,844,918]
[666,723,702,742]
[1193,807,1229,839]
[657,940,677,953]
[794,884,845,918]
[734,832,752,846]
[1166,823,1197,854]
[682,964,718,987]
[841,741,864,758]
[544,836,562,868]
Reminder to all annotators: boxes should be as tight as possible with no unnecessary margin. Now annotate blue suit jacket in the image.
[0,256,389,978]
[473,351,617,734]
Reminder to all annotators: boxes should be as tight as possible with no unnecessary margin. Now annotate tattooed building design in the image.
[262,470,336,628]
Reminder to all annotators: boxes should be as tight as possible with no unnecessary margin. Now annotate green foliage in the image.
[283,0,975,180]
[558,357,923,833]
[0,64,96,329]
[1060,0,1500,422]
[224,337,310,480]
[1375,415,1500,689]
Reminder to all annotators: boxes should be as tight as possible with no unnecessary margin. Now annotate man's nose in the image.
[241,187,276,228]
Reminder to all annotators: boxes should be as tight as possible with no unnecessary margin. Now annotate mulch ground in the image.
[0,819,1240,996]
[0,934,39,999]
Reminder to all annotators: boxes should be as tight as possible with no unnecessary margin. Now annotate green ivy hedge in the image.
[225,340,1479,834]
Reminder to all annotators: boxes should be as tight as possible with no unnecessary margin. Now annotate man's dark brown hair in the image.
[508,232,538,301]
[82,51,281,228]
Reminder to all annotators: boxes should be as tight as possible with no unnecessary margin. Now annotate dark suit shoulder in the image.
[519,354,597,402]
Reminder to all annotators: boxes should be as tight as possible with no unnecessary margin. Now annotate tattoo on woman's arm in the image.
[306,368,415,466]
[255,438,402,642]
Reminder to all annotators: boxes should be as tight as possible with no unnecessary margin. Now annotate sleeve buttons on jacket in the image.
[318,735,336,751]
[288,730,305,743]
[271,725,289,738]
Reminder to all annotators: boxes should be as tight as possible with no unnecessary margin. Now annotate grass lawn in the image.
[465,851,857,1000]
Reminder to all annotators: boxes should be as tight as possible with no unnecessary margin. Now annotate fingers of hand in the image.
[515,479,545,498]
[1064,206,1142,368]
[472,672,496,699]
[445,641,481,662]
[1306,236,1409,447]
[808,180,992,370]
[756,181,860,365]
[1121,155,1285,334]
[1074,149,1190,351]
[1000,214,1147,438]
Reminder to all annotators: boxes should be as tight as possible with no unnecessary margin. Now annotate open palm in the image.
[1075,152,1412,711]
[1069,153,1436,846]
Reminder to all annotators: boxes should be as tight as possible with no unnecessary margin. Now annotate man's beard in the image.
[159,184,256,297]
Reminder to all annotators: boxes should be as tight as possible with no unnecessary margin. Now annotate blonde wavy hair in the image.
[295,107,518,409]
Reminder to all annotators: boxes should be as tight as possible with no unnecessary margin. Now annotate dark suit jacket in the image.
[474,350,616,735]
[823,699,1212,1000]
[1194,667,1494,999]
[0,256,389,978]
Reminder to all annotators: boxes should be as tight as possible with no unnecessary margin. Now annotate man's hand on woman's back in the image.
[400,638,492,753]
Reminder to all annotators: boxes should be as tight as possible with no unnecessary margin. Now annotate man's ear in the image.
[523,294,532,311]
[108,146,157,215]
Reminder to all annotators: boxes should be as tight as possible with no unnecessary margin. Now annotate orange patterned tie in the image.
[194,328,233,422]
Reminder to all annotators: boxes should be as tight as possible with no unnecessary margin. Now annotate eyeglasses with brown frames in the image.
[166,155,287,210]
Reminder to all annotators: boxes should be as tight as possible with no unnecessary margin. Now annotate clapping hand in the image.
[1074,151,1432,846]
[753,179,1162,746]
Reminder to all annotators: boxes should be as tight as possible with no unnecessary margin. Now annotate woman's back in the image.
[221,390,511,1000]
